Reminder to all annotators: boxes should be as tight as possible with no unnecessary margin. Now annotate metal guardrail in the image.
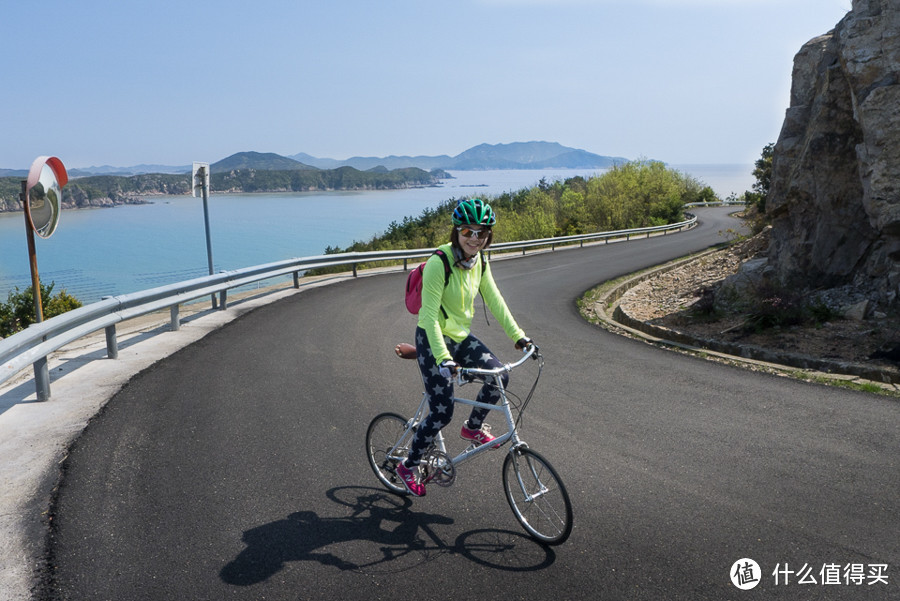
[0,214,696,399]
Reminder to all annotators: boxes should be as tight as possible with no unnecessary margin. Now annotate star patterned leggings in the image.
[405,326,509,466]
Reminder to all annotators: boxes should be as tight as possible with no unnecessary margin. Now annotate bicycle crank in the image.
[422,449,456,487]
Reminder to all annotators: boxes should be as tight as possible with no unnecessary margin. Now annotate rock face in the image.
[768,0,900,312]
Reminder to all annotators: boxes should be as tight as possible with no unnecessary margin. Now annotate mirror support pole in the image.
[21,181,51,400]
[21,181,44,323]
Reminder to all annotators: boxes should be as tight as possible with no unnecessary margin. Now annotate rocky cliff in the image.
[768,0,900,312]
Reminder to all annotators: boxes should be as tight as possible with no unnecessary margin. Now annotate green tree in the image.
[0,282,82,338]
[746,142,774,213]
[494,188,557,241]
[558,188,588,234]
[695,186,718,204]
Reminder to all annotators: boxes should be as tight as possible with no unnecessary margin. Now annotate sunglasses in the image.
[457,226,490,239]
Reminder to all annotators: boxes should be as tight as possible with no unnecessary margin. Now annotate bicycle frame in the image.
[388,345,539,469]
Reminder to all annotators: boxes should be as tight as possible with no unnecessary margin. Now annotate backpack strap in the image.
[479,250,490,326]
[431,249,452,320]
[434,249,452,286]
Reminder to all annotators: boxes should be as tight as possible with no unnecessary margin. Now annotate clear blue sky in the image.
[1,0,851,169]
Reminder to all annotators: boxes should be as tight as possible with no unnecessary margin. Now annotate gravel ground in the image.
[615,230,900,374]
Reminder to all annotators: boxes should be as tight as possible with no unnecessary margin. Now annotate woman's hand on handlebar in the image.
[516,337,540,360]
[516,337,535,351]
[439,360,459,379]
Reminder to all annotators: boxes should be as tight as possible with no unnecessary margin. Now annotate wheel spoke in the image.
[502,448,572,545]
[366,413,413,495]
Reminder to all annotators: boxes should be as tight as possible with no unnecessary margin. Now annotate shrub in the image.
[742,283,840,334]
[0,282,82,338]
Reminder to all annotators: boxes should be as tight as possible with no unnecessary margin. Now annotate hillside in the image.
[212,152,316,172]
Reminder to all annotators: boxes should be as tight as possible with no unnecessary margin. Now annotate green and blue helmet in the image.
[452,198,496,227]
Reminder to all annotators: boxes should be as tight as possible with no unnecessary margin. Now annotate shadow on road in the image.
[221,485,556,585]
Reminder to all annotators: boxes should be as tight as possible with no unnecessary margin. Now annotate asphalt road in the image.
[39,208,899,600]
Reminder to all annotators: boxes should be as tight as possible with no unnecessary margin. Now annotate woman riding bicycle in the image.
[394,198,533,497]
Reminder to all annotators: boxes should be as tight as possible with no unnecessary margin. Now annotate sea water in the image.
[0,166,753,303]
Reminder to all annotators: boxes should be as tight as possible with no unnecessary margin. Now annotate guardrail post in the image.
[353,263,358,277]
[33,355,50,401]
[403,258,408,271]
[219,290,227,310]
[293,272,300,288]
[170,305,180,331]
[105,325,119,359]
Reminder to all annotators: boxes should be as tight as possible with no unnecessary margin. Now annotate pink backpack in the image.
[405,249,451,314]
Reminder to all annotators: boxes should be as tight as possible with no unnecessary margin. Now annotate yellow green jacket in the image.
[417,243,525,363]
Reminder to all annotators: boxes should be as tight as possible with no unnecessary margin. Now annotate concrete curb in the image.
[588,253,900,389]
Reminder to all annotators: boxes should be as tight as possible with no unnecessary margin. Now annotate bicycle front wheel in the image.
[366,412,414,495]
[502,447,573,545]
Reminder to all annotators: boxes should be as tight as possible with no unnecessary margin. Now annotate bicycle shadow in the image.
[220,485,556,585]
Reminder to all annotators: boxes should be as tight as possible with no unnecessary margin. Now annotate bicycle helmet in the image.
[452,198,496,227]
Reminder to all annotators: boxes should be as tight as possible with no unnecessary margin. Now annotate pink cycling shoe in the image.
[460,422,501,449]
[395,462,426,497]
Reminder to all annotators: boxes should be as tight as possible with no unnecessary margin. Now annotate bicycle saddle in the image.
[394,343,417,360]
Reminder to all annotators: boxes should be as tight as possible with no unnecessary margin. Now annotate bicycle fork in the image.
[512,451,551,502]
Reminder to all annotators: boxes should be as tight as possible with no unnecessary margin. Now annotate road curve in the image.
[40,208,900,600]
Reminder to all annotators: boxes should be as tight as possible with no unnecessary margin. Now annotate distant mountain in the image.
[346,155,452,171]
[290,141,625,171]
[290,152,453,171]
[530,149,624,169]
[290,153,346,170]
[211,151,316,172]
[454,141,570,166]
[68,164,192,177]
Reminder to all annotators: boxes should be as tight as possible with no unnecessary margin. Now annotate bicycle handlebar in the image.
[456,344,539,381]
[395,341,540,381]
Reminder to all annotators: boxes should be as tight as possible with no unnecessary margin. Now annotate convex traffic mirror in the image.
[25,156,68,238]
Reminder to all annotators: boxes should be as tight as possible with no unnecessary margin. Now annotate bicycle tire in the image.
[365,412,413,495]
[502,447,573,545]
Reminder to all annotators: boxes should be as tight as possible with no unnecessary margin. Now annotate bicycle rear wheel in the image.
[502,447,573,545]
[366,412,414,495]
